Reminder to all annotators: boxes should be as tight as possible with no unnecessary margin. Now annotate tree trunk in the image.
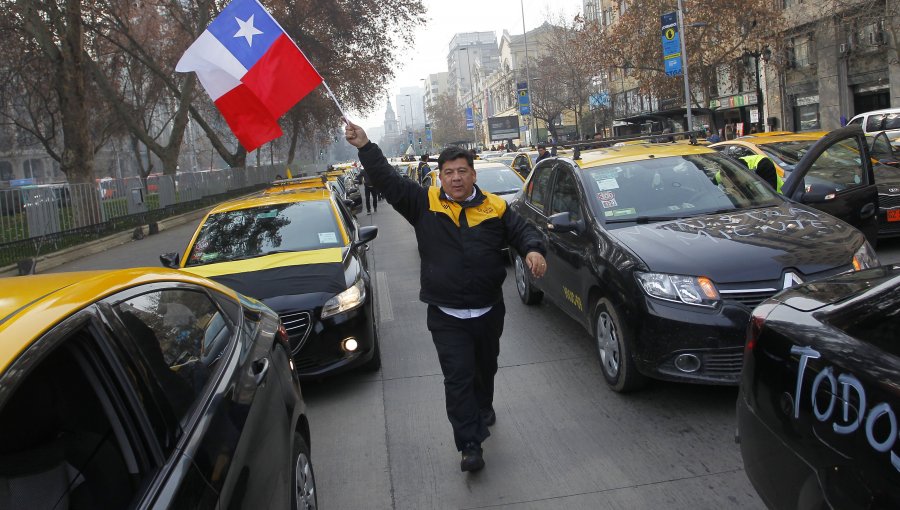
[56,0,94,184]
[287,116,300,164]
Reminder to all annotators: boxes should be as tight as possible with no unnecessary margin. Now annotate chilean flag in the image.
[176,0,322,152]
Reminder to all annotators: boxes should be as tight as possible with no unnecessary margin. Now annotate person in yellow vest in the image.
[739,155,783,194]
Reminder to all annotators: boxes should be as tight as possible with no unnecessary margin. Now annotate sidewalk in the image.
[0,207,211,278]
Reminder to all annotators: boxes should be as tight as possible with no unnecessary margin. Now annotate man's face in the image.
[538,147,547,156]
[439,157,476,201]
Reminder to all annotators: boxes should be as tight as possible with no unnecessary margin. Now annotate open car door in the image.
[782,126,878,245]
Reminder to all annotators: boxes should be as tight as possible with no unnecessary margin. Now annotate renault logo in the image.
[783,272,804,289]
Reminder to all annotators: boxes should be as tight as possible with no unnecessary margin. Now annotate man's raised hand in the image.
[345,122,370,149]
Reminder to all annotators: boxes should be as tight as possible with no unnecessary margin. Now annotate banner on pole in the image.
[661,12,683,77]
[465,108,475,130]
[517,82,531,116]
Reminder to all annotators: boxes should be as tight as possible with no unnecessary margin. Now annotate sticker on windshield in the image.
[595,178,619,191]
[256,210,279,219]
[318,232,338,244]
[604,208,637,217]
[200,252,220,262]
[600,197,618,208]
[598,191,616,201]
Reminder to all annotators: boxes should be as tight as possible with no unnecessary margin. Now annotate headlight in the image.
[321,279,366,318]
[635,272,720,307]
[852,242,879,271]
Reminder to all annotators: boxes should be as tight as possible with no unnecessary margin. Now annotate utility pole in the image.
[521,0,537,145]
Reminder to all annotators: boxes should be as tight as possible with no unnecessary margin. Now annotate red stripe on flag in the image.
[215,84,283,152]
[242,34,323,119]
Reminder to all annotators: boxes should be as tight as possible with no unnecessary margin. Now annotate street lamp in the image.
[520,0,537,145]
[743,48,770,133]
[460,46,479,146]
[676,0,707,134]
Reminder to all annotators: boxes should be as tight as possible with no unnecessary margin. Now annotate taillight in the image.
[747,303,777,353]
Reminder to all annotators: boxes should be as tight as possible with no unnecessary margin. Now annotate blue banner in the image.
[425,123,432,142]
[661,12,682,76]
[465,107,475,130]
[517,81,531,116]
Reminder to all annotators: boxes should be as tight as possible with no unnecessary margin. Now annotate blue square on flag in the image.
[207,0,282,69]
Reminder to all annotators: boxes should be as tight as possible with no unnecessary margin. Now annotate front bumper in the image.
[278,298,376,380]
[632,296,750,384]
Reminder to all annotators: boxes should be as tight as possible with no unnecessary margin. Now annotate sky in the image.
[354,0,585,131]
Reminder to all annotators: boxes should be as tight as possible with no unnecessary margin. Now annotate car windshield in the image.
[494,156,515,167]
[759,140,816,171]
[477,167,523,195]
[186,200,344,266]
[584,153,781,225]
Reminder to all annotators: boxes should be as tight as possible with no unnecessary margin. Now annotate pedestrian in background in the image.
[535,144,551,164]
[417,154,432,182]
[344,122,547,473]
[355,167,378,215]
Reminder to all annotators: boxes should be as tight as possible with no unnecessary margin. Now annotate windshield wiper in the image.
[227,249,300,262]
[493,189,520,195]
[605,215,683,224]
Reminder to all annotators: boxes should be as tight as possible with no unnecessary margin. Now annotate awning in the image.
[615,107,715,125]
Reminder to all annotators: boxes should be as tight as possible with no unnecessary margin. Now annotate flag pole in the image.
[253,0,350,123]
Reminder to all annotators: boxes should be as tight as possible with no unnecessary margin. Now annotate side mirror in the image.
[356,226,378,245]
[546,212,581,233]
[797,182,838,203]
[160,252,180,268]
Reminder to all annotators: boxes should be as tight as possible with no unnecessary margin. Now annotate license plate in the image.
[888,210,900,222]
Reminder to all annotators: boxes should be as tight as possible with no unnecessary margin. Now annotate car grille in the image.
[879,194,900,208]
[702,349,744,376]
[279,311,312,354]
[720,289,778,309]
[294,354,333,372]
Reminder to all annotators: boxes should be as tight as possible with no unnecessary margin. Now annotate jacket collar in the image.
[439,184,486,208]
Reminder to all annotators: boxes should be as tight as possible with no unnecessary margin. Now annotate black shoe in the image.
[481,407,496,427]
[460,442,484,472]
[366,211,371,215]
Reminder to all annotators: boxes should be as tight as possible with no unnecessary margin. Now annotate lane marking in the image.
[376,271,394,322]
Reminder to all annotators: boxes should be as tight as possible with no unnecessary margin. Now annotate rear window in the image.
[885,113,900,130]
[186,200,344,266]
[867,114,884,132]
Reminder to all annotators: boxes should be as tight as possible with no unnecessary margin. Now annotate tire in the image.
[514,253,543,305]
[361,325,381,372]
[593,298,645,393]
[291,432,317,510]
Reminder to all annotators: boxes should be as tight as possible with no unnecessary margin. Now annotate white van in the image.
[847,107,900,147]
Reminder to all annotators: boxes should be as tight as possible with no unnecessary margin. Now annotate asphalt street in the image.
[45,206,900,509]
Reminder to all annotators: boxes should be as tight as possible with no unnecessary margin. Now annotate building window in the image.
[789,35,814,68]
[794,95,820,131]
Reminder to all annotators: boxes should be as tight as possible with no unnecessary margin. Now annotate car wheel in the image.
[292,433,317,510]
[594,298,645,393]
[514,253,543,305]
[361,325,381,372]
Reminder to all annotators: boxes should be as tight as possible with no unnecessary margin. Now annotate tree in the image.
[529,56,571,142]
[544,17,596,139]
[427,93,471,146]
[587,0,782,127]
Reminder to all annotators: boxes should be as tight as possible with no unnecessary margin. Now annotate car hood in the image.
[182,248,348,300]
[606,204,864,283]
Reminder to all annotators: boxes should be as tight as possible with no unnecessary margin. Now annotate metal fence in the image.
[0,165,284,268]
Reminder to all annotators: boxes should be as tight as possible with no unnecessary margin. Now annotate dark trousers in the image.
[426,302,504,451]
[364,186,378,212]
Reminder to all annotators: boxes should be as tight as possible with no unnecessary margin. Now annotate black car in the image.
[163,180,380,380]
[510,141,878,392]
[0,269,316,509]
[737,265,900,509]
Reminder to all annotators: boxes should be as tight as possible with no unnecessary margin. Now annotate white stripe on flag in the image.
[176,31,248,100]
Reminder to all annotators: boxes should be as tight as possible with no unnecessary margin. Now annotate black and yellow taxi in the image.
[0,269,316,509]
[161,176,380,379]
[509,135,878,393]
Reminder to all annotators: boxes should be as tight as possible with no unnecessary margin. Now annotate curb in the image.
[0,207,211,278]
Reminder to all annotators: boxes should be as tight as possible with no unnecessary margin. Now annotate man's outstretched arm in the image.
[345,122,424,224]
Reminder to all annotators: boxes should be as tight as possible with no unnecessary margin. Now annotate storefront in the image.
[709,93,761,138]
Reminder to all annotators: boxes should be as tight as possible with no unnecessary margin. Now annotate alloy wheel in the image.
[295,452,316,510]
[514,255,527,297]
[596,311,620,378]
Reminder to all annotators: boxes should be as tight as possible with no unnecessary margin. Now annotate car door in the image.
[545,164,593,327]
[104,284,289,508]
[517,162,555,296]
[782,126,878,245]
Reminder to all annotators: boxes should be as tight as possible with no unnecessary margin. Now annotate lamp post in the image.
[744,49,769,133]
[460,46,479,147]
[676,0,693,133]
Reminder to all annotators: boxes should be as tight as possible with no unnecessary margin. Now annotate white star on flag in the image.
[234,14,263,46]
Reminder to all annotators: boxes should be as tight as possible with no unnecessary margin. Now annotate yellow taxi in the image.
[510,149,574,179]
[709,131,829,177]
[0,269,316,508]
[160,177,381,379]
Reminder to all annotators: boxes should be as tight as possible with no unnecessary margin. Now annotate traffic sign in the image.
[517,82,531,116]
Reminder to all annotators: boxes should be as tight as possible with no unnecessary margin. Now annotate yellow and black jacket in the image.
[358,142,545,309]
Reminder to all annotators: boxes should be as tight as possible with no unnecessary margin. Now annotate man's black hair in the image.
[537,144,546,150]
[438,146,474,171]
